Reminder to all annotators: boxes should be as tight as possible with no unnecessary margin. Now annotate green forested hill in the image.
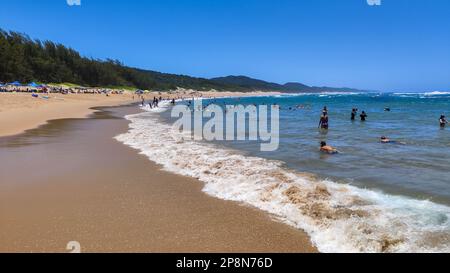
[0,29,237,91]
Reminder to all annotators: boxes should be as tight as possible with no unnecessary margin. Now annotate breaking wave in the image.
[115,106,450,253]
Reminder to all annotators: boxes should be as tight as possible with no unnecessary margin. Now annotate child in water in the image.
[320,141,338,154]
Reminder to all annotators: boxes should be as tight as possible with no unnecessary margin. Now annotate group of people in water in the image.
[141,96,162,109]
[319,106,447,154]
[318,107,368,132]
[137,96,177,109]
[135,96,448,155]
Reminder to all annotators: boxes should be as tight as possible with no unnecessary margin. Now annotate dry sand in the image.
[0,93,135,137]
[0,96,315,253]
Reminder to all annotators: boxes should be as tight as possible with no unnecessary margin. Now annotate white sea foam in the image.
[423,91,450,96]
[115,107,450,253]
[393,91,450,97]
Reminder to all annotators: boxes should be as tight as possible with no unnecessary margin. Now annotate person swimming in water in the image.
[439,115,448,127]
[320,141,338,154]
[380,136,391,143]
[380,136,406,145]
[360,111,368,121]
[318,114,329,129]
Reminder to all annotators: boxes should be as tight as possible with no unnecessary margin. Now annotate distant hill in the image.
[211,76,369,93]
[0,29,369,93]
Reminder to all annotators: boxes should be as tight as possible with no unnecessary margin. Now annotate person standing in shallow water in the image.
[440,115,448,128]
[351,108,358,121]
[319,113,329,130]
[360,111,368,122]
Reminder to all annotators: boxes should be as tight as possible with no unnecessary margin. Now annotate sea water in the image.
[116,92,450,253]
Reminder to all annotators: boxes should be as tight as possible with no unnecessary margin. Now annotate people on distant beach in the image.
[351,108,358,121]
[360,111,368,121]
[320,141,338,154]
[440,115,448,127]
[319,113,329,130]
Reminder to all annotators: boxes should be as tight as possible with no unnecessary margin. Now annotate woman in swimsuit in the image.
[319,114,329,130]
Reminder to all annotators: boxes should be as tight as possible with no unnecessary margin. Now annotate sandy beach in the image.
[0,93,135,137]
[0,93,315,253]
[0,91,278,138]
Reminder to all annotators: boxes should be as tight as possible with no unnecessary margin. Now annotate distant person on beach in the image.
[318,114,329,129]
[440,115,448,127]
[351,108,358,120]
[360,111,368,121]
[171,98,176,105]
[320,141,338,154]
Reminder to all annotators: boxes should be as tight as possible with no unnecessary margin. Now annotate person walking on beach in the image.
[319,113,329,130]
[440,115,448,128]
[360,111,368,122]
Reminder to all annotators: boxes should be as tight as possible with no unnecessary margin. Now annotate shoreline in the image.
[0,103,316,253]
[0,91,280,138]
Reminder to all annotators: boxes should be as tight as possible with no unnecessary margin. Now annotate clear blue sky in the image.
[1,0,449,92]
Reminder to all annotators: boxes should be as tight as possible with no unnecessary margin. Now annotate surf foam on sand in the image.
[115,105,450,253]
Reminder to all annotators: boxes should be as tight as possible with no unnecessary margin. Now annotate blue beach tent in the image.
[28,82,40,88]
[9,81,21,86]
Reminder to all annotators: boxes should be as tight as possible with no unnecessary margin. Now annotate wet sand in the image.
[0,104,316,253]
